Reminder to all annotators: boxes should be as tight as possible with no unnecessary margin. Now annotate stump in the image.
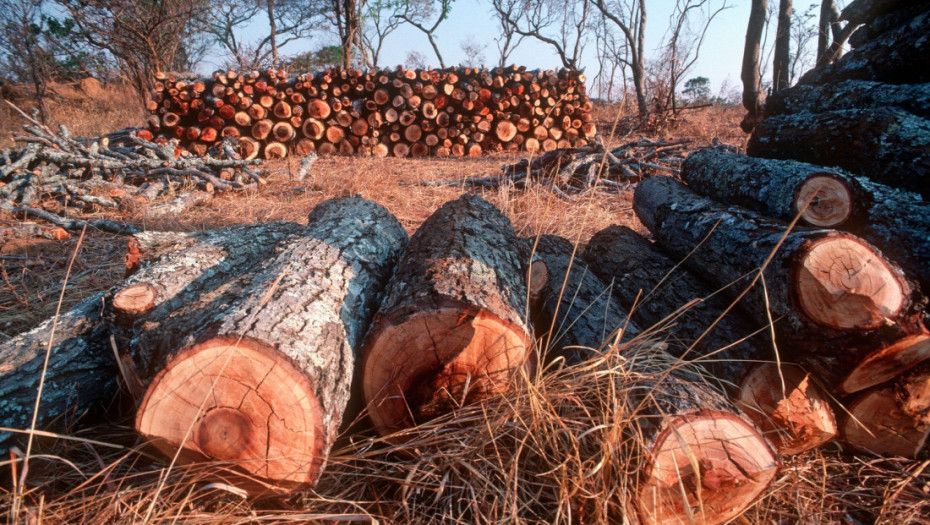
[134,197,408,490]
[361,194,534,436]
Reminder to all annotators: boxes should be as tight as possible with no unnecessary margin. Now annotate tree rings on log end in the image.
[838,333,930,394]
[112,283,158,317]
[637,412,778,525]
[794,174,854,227]
[736,363,837,455]
[136,336,325,489]
[795,235,906,330]
[841,386,930,458]
[362,305,533,436]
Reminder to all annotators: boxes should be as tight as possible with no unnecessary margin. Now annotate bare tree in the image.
[591,12,628,102]
[0,0,53,120]
[772,0,791,91]
[815,0,853,67]
[207,0,316,70]
[322,0,367,68]
[741,0,767,132]
[398,0,454,68]
[491,0,590,72]
[359,0,408,67]
[588,0,648,117]
[491,0,524,67]
[789,4,818,83]
[59,0,207,104]
[459,35,487,66]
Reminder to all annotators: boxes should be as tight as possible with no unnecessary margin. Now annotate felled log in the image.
[681,149,930,293]
[847,1,930,48]
[633,176,928,395]
[839,0,922,25]
[526,234,639,363]
[627,352,779,525]
[799,9,930,85]
[764,80,930,118]
[840,377,930,458]
[361,195,534,436]
[133,197,407,490]
[582,225,836,454]
[747,108,930,199]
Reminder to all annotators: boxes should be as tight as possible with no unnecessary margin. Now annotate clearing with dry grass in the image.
[1,86,928,524]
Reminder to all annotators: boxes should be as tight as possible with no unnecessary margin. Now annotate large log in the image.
[526,234,640,364]
[847,1,930,48]
[764,80,930,119]
[840,381,930,458]
[633,176,928,394]
[628,353,779,525]
[799,9,930,85]
[582,224,836,454]
[840,0,923,24]
[747,108,930,199]
[134,197,408,490]
[681,149,930,293]
[361,194,534,436]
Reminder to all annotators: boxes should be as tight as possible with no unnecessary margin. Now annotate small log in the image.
[495,120,518,142]
[134,198,408,490]
[361,195,534,436]
[527,235,640,364]
[633,177,926,389]
[840,385,930,458]
[264,141,288,159]
[747,108,930,199]
[630,356,779,525]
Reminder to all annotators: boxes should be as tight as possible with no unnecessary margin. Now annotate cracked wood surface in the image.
[135,197,407,489]
[361,194,533,436]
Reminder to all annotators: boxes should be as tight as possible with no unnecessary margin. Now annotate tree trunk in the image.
[816,0,834,64]
[526,234,639,364]
[361,195,534,437]
[681,149,930,293]
[628,355,779,525]
[799,9,930,85]
[134,197,408,491]
[741,0,768,132]
[582,225,837,454]
[764,80,930,119]
[773,0,793,92]
[633,176,927,392]
[747,108,930,199]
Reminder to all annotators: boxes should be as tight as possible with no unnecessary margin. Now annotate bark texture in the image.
[799,9,930,86]
[633,176,926,390]
[747,108,930,199]
[582,225,767,384]
[361,194,533,436]
[764,80,930,119]
[527,234,639,364]
[135,197,407,488]
[840,0,923,24]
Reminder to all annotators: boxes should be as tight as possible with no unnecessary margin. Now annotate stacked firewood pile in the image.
[669,0,930,458]
[147,66,596,159]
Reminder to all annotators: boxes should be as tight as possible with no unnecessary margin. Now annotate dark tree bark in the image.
[764,80,930,119]
[741,0,768,132]
[583,225,837,454]
[526,234,639,364]
[134,197,408,491]
[800,9,930,85]
[361,195,534,437]
[839,0,922,25]
[633,176,928,393]
[816,0,836,64]
[847,1,930,48]
[680,149,930,293]
[773,0,793,91]
[747,108,930,199]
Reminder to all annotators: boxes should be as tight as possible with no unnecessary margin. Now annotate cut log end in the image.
[795,235,906,330]
[736,363,837,455]
[362,306,532,436]
[637,412,779,525]
[527,259,549,302]
[112,283,158,317]
[795,174,854,227]
[841,386,930,458]
[838,333,930,394]
[136,336,325,488]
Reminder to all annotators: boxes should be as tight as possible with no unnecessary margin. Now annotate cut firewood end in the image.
[111,282,158,317]
[840,385,930,458]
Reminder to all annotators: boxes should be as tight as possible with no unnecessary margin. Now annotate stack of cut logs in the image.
[662,0,930,460]
[146,66,596,159]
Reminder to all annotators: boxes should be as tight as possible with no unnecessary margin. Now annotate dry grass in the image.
[2,88,928,524]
